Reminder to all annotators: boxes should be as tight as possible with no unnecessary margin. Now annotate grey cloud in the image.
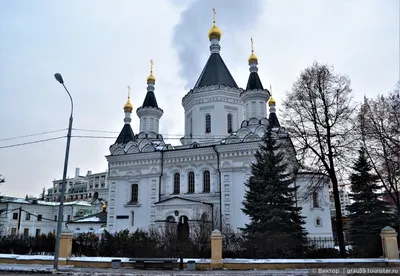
[172,0,263,90]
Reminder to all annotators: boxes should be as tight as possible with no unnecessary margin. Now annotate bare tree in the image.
[282,62,357,257]
[360,82,400,231]
[0,175,4,195]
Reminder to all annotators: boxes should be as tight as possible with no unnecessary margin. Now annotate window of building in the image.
[25,213,30,221]
[11,228,17,235]
[205,114,211,133]
[67,215,71,222]
[203,170,210,193]
[227,113,233,133]
[131,211,135,226]
[188,172,195,193]
[143,118,147,129]
[150,118,154,130]
[130,184,138,203]
[37,215,42,221]
[23,228,29,237]
[173,173,180,194]
[12,213,18,220]
[54,215,57,222]
[315,217,322,227]
[189,117,193,137]
[89,193,92,198]
[36,229,41,237]
[312,192,319,208]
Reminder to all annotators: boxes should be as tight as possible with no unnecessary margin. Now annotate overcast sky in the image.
[0,0,398,198]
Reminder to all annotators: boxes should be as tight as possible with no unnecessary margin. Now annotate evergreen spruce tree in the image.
[241,128,308,257]
[346,147,395,257]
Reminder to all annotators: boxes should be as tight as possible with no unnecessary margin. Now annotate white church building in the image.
[105,15,333,239]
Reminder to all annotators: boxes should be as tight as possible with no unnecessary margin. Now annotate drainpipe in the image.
[212,146,222,231]
[159,151,164,202]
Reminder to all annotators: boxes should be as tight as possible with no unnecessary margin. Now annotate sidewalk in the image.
[0,263,310,275]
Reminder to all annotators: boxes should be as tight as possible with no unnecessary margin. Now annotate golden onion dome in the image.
[147,59,156,83]
[147,72,156,83]
[248,38,258,62]
[248,51,258,63]
[208,23,222,40]
[124,97,133,113]
[268,96,276,105]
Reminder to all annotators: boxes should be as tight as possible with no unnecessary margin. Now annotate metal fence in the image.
[71,230,211,258]
[222,233,382,259]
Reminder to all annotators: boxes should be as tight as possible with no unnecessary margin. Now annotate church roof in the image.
[194,53,238,89]
[68,211,107,224]
[115,124,134,144]
[246,72,264,90]
[142,91,159,108]
[269,112,280,127]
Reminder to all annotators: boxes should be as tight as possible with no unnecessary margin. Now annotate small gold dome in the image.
[124,97,133,113]
[208,24,222,40]
[248,51,258,63]
[248,38,258,62]
[268,96,276,105]
[147,72,156,83]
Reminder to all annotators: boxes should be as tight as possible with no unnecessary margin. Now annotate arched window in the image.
[188,172,195,193]
[312,192,319,208]
[315,217,322,227]
[203,170,210,193]
[205,114,211,133]
[166,216,176,233]
[227,114,233,133]
[201,213,208,223]
[173,173,180,194]
[131,184,138,203]
[190,117,193,138]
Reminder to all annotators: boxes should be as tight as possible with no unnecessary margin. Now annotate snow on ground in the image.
[223,258,400,263]
[1,253,399,264]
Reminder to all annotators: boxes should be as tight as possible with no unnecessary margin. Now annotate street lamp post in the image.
[53,73,73,270]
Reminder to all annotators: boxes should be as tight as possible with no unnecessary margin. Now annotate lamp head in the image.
[54,73,64,84]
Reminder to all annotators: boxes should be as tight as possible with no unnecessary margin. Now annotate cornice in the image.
[182,88,244,110]
[240,89,270,102]
[136,106,164,118]
[108,152,162,165]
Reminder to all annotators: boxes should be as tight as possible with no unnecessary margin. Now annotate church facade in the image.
[105,15,333,239]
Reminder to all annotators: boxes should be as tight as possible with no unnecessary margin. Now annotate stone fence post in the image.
[210,229,223,269]
[59,229,73,258]
[380,226,399,259]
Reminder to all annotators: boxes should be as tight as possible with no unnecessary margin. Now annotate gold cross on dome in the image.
[270,84,272,93]
[251,37,254,52]
[212,8,216,23]
[150,59,154,73]
[127,85,131,98]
